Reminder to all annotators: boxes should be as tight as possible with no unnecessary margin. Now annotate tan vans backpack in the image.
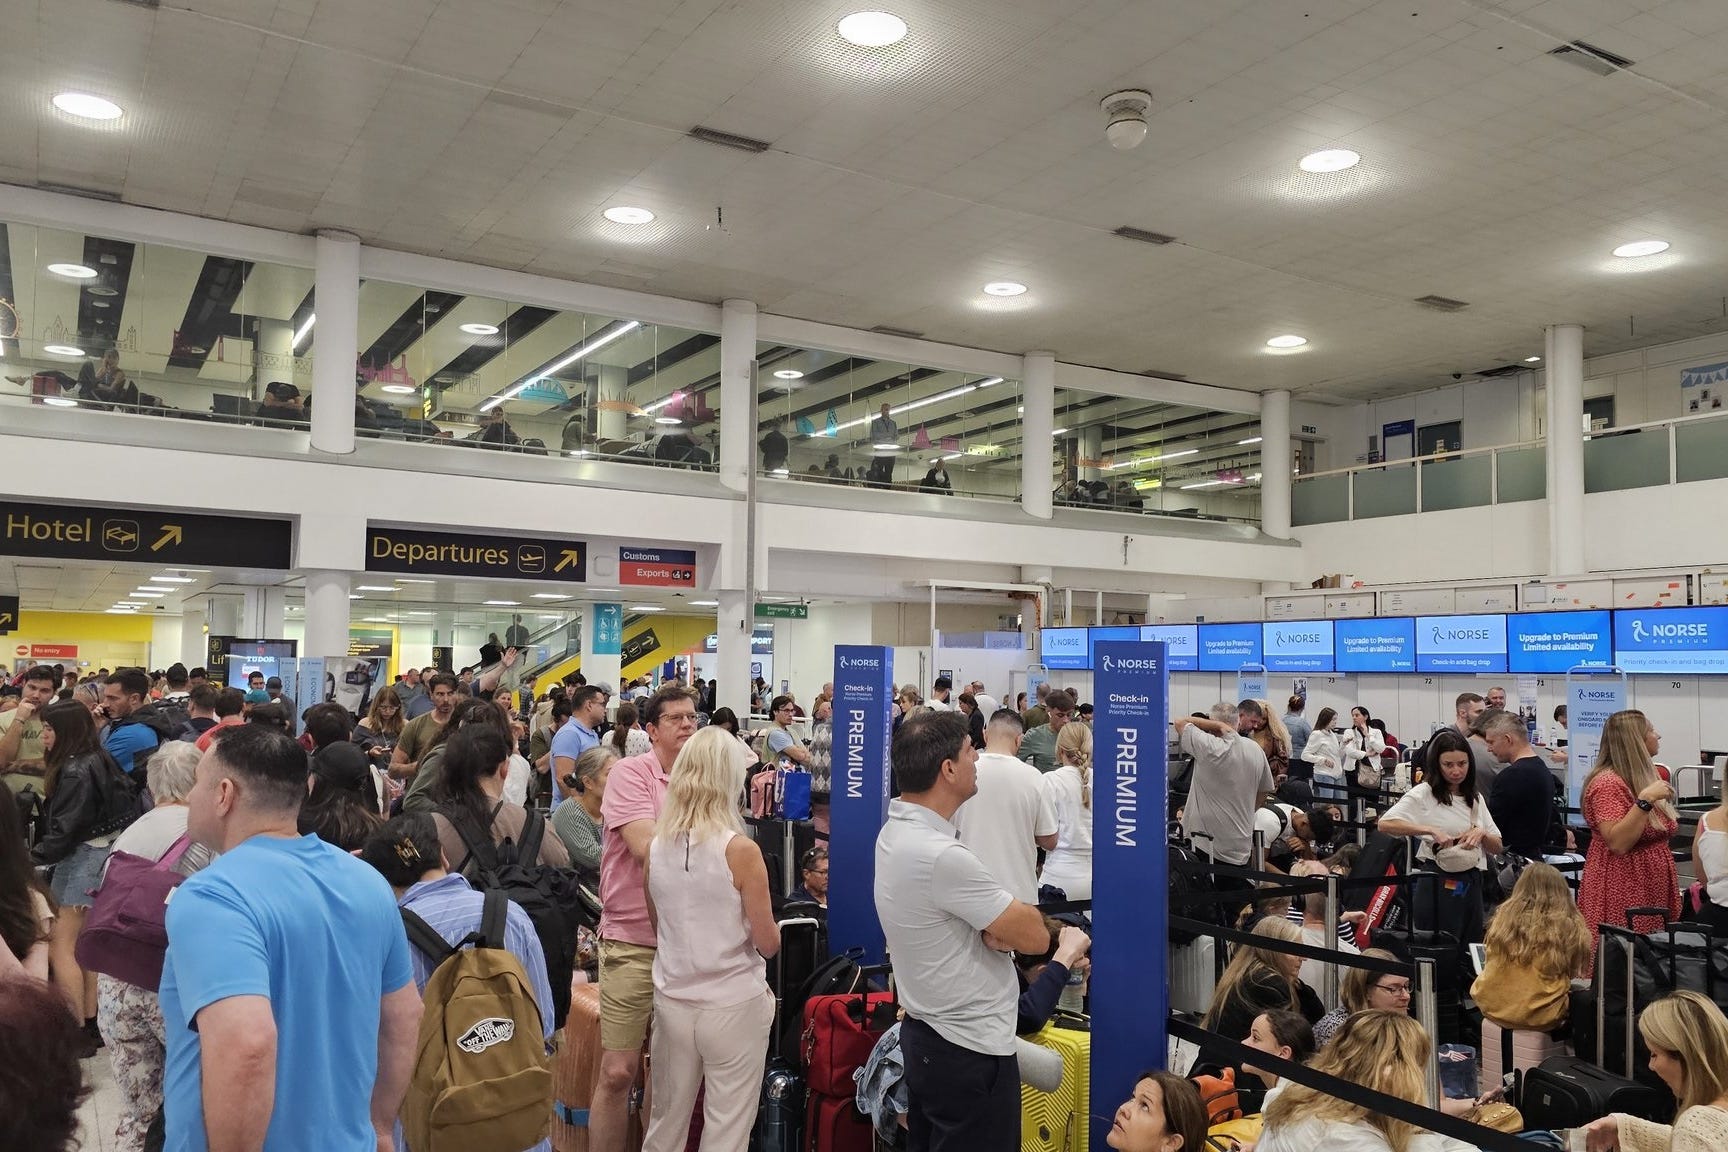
[400,889,553,1152]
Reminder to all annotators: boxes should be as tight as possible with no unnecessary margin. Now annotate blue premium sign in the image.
[1416,613,1509,673]
[830,645,895,964]
[1612,607,1728,674]
[1198,622,1263,671]
[1262,619,1336,673]
[1091,641,1170,1150]
[1507,610,1611,674]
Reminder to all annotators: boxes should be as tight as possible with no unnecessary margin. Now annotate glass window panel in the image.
[1419,454,1491,512]
[1583,429,1667,493]
[1292,474,1350,525]
[1495,445,1546,503]
[1055,391,1261,521]
[1352,463,1417,519]
[1675,416,1728,484]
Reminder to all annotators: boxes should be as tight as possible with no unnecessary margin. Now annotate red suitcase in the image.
[807,1089,874,1152]
[802,989,898,1099]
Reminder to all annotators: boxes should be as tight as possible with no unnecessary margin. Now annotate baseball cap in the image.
[244,689,271,705]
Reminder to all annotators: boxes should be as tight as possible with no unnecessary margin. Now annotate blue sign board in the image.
[1261,619,1336,673]
[1040,627,1089,670]
[1140,624,1199,671]
[1612,607,1728,674]
[1087,626,1140,670]
[1091,642,1170,1150]
[1507,610,1612,674]
[1415,613,1508,673]
[591,602,623,657]
[1334,616,1416,673]
[1198,622,1263,671]
[829,645,895,964]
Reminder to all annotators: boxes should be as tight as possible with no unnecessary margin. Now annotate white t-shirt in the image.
[1381,782,1502,871]
[953,752,1059,904]
[1254,802,1302,847]
[503,753,533,808]
[1039,764,1094,901]
[1298,923,1360,1008]
[974,694,1001,719]
[1258,1118,1478,1152]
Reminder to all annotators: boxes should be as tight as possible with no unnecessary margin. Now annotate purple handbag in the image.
[74,834,191,992]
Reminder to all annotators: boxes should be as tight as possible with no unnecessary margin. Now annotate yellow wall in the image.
[535,615,721,688]
[5,610,155,673]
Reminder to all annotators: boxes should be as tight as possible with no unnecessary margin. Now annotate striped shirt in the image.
[396,873,554,1152]
[1284,903,1357,947]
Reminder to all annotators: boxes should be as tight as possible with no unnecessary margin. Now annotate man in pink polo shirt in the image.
[590,683,701,1152]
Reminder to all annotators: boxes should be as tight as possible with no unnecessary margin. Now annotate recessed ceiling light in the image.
[105,607,137,614]
[396,578,437,584]
[629,605,665,612]
[690,600,719,607]
[381,384,417,394]
[362,616,390,623]
[774,370,805,380]
[47,263,97,280]
[872,442,901,452]
[531,593,569,599]
[459,322,500,336]
[1524,356,1542,363]
[655,416,682,425]
[130,590,166,598]
[350,594,365,600]
[42,396,79,408]
[603,206,656,225]
[1613,239,1670,259]
[588,588,619,594]
[484,599,520,606]
[983,281,1027,297]
[1266,334,1308,348]
[152,575,196,583]
[135,585,173,594]
[53,92,123,120]
[43,344,84,356]
[356,584,399,592]
[837,11,908,46]
[1298,149,1360,173]
[406,610,434,617]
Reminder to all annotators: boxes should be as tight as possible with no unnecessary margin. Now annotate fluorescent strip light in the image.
[290,313,316,351]
[356,584,399,592]
[827,380,987,435]
[484,599,521,606]
[151,575,197,584]
[1180,480,1227,490]
[130,591,166,598]
[531,593,570,599]
[629,605,665,612]
[977,377,1004,388]
[480,321,641,412]
[690,600,719,607]
[1106,448,1199,470]
[1051,428,1068,436]
[1238,437,1262,445]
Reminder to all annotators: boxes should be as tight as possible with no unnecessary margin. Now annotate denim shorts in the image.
[49,841,112,908]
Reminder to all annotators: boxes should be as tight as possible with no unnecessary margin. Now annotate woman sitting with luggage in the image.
[1311,949,1409,1048]
[1202,918,1324,1071]
[1579,709,1679,952]
[1690,785,1728,936]
[1471,862,1591,1081]
[1581,991,1728,1151]
[1104,1070,1210,1152]
[1258,1010,1480,1152]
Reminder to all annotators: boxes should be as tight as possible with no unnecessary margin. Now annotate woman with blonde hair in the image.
[1582,991,1728,1151]
[1473,861,1591,1081]
[641,726,780,1152]
[1258,1011,1479,1152]
[1255,701,1292,780]
[1579,709,1679,951]
[1041,720,1094,900]
[1201,917,1323,1071]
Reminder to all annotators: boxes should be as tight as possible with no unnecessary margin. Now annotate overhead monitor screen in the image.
[1612,607,1728,674]
[1415,614,1508,674]
[1140,624,1199,672]
[1040,627,1089,671]
[1334,617,1416,673]
[1198,622,1263,672]
[1506,610,1612,674]
[1261,620,1336,673]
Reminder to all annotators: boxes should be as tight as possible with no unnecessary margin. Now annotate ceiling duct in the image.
[1113,225,1177,246]
[688,126,772,153]
[870,325,925,339]
[35,181,121,202]
[1414,294,1470,312]
[1547,40,1635,77]
[1475,364,1524,379]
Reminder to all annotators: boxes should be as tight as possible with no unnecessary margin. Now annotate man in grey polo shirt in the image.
[875,710,1048,1152]
[1176,702,1274,920]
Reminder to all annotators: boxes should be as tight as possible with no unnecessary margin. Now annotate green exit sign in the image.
[755,603,808,620]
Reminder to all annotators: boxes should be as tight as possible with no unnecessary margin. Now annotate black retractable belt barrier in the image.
[1036,898,1094,916]
[1166,1018,1533,1152]
[1170,917,1414,974]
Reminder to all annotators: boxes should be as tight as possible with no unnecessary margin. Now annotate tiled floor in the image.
[77,1047,124,1152]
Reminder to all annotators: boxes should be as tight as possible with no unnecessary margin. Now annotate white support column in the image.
[1079,425,1103,483]
[715,589,751,717]
[303,570,351,655]
[1261,389,1293,539]
[1546,324,1586,576]
[178,607,207,668]
[207,596,240,637]
[580,603,623,693]
[310,230,360,455]
[240,586,287,639]
[719,299,758,494]
[253,319,293,400]
[595,363,629,442]
[1022,351,1056,519]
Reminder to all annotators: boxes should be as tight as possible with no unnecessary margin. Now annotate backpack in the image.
[443,801,594,1029]
[1188,1065,1242,1125]
[1167,841,1215,946]
[400,890,553,1152]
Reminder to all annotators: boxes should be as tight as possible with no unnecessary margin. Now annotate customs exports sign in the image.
[0,500,292,569]
[619,546,696,589]
[367,525,585,583]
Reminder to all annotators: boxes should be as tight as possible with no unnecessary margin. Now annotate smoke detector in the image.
[1100,89,1152,151]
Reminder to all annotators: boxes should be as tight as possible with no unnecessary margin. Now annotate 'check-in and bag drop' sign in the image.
[366,526,587,582]
[0,500,293,569]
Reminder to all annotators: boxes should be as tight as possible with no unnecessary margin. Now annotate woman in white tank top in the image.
[642,727,781,1152]
[1041,721,1095,901]
[1692,800,1728,936]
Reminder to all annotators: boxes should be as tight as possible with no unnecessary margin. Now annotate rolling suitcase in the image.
[553,983,603,1152]
[804,967,894,1152]
[1021,1014,1090,1152]
[754,915,820,1152]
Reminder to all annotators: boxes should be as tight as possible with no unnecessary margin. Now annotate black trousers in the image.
[900,1017,1020,1152]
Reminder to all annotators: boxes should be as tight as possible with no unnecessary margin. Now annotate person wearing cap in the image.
[299,742,385,852]
[265,676,296,727]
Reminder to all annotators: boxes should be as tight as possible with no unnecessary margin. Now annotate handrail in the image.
[1294,436,1545,482]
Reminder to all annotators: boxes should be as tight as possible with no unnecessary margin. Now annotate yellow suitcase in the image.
[1021,1021,1091,1152]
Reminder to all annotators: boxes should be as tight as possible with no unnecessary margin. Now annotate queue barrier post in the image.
[1322,873,1341,1007]
[1414,955,1439,1109]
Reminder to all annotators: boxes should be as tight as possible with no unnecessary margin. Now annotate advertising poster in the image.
[1566,673,1627,814]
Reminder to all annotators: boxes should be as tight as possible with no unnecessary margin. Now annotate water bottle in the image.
[1058,967,1086,1014]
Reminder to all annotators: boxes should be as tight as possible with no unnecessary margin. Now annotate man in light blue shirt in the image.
[161,724,421,1152]
[549,685,606,804]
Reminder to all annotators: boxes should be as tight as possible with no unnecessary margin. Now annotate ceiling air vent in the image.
[870,325,924,339]
[35,181,122,202]
[1548,40,1635,77]
[1476,365,1524,379]
[1142,369,1189,381]
[1414,294,1469,312]
[688,126,772,153]
[1113,226,1177,246]
[108,0,158,6]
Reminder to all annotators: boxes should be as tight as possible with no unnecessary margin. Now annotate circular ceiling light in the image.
[1266,334,1308,349]
[983,281,1027,297]
[47,263,97,279]
[837,11,908,46]
[655,415,682,425]
[773,369,805,379]
[603,206,656,225]
[1298,149,1361,173]
[1525,356,1542,363]
[43,344,84,356]
[459,322,500,336]
[1612,239,1670,259]
[42,396,79,408]
[381,384,418,394]
[52,92,123,120]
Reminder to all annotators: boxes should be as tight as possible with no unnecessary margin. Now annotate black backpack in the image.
[443,801,599,1030]
[1167,840,1216,945]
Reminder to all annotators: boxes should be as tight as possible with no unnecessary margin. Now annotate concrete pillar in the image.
[178,607,207,669]
[719,299,758,494]
[1545,323,1586,576]
[1022,351,1056,519]
[580,603,624,694]
[303,570,351,656]
[1079,425,1103,483]
[310,230,361,455]
[240,586,287,640]
[715,589,751,717]
[254,318,293,400]
[1261,389,1293,539]
[596,363,628,443]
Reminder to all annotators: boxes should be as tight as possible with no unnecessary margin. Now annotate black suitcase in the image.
[752,1059,805,1152]
[1521,1056,1669,1128]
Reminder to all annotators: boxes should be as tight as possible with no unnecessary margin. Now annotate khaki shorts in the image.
[598,938,657,1052]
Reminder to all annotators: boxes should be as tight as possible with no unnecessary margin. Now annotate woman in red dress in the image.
[1579,709,1679,956]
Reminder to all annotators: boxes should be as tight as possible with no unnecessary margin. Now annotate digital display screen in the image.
[1198,622,1263,671]
[1040,627,1089,671]
[1087,626,1140,671]
[1506,610,1612,674]
[223,639,299,690]
[1415,613,1508,673]
[1612,607,1728,674]
[1140,624,1199,671]
[1261,619,1336,672]
[1334,616,1416,673]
